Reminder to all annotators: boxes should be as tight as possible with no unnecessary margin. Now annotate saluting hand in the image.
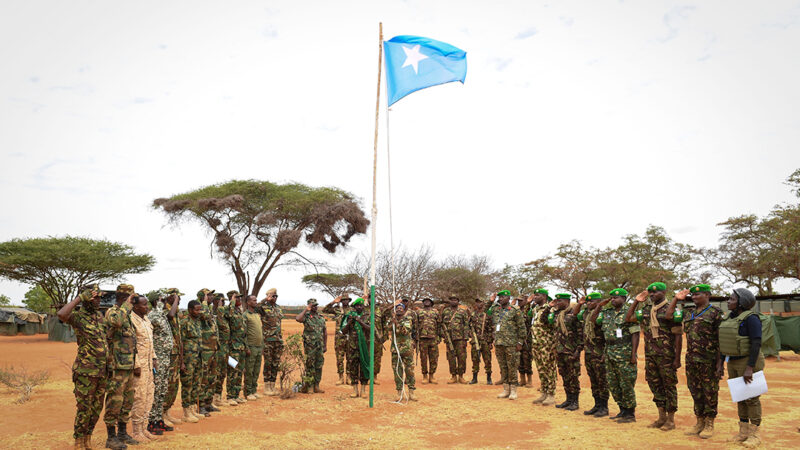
[675,289,690,301]
[634,290,648,303]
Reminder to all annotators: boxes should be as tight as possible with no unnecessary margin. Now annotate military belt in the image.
[606,335,632,346]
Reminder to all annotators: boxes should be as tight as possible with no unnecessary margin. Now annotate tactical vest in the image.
[719,310,753,356]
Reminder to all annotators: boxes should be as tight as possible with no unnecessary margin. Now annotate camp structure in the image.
[0,307,46,336]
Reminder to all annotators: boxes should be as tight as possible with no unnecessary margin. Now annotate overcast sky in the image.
[2,0,799,305]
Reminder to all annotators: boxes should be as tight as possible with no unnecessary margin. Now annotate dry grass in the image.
[0,366,49,404]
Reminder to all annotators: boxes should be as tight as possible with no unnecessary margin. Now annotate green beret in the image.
[497,290,512,297]
[609,288,628,297]
[534,288,549,296]
[307,298,318,306]
[647,282,666,292]
[587,292,603,300]
[690,284,711,294]
[351,297,365,306]
[555,293,571,300]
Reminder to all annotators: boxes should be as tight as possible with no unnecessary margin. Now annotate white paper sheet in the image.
[228,356,238,369]
[727,370,767,402]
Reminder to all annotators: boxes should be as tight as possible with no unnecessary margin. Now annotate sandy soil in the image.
[1,320,799,449]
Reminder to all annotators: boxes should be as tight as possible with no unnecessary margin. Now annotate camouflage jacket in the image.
[216,305,231,348]
[470,309,494,344]
[417,307,442,340]
[228,306,247,351]
[553,307,583,355]
[683,304,723,364]
[147,303,174,357]
[375,306,394,342]
[256,302,283,342]
[491,305,525,347]
[441,306,471,341]
[321,303,350,337]
[391,313,416,354]
[637,300,681,358]
[68,306,110,376]
[104,302,137,370]
[580,306,606,357]
[530,303,555,337]
[199,302,219,351]
[180,314,202,355]
[341,310,372,342]
[167,313,182,356]
[302,311,326,346]
[600,305,640,359]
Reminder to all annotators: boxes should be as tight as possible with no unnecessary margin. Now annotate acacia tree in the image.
[154,180,369,296]
[301,273,363,298]
[0,236,154,310]
[342,245,438,303]
[431,255,500,302]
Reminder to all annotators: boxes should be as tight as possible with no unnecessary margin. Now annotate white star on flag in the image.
[401,44,428,74]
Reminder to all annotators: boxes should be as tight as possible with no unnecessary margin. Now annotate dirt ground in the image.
[1,320,799,449]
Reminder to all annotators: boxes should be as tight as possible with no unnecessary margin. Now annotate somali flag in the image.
[383,35,467,106]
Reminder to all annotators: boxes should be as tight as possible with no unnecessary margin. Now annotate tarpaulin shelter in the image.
[0,307,46,336]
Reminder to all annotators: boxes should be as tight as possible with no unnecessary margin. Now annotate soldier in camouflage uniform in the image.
[668,284,723,439]
[490,290,525,400]
[469,298,494,385]
[163,292,184,425]
[226,294,247,405]
[322,294,351,385]
[180,299,203,422]
[578,292,609,417]
[417,298,441,384]
[515,296,533,388]
[373,301,393,384]
[197,289,220,415]
[390,303,418,401]
[529,289,557,405]
[592,288,640,423]
[552,293,583,411]
[147,288,180,431]
[296,298,327,393]
[341,297,372,398]
[627,282,682,431]
[104,284,140,448]
[212,292,234,408]
[58,285,112,449]
[441,294,471,384]
[256,288,283,396]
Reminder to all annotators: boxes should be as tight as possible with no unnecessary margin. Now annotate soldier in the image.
[130,295,159,442]
[104,284,139,448]
[226,293,247,404]
[179,299,203,422]
[578,292,610,417]
[256,288,283,396]
[552,293,583,411]
[162,291,185,425]
[516,296,534,388]
[529,289,557,405]
[626,282,682,431]
[340,297,372,398]
[296,298,327,393]
[417,298,441,384]
[243,295,264,400]
[390,302,418,401]
[321,294,351,385]
[146,288,180,432]
[720,288,764,447]
[441,294,471,384]
[469,298,494,385]
[212,292,234,409]
[591,288,640,423]
[197,289,220,415]
[372,300,392,385]
[666,284,723,439]
[58,285,111,449]
[490,290,525,400]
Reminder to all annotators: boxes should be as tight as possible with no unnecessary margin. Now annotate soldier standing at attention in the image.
[226,293,247,405]
[372,301,392,385]
[321,294,351,385]
[179,300,203,423]
[591,288,639,423]
[529,289,557,406]
[416,298,442,384]
[58,285,111,450]
[491,290,525,400]
[517,295,534,388]
[104,284,139,448]
[390,302,418,401]
[162,291,184,426]
[469,298,494,385]
[296,298,327,393]
[441,294,471,384]
[130,296,159,442]
[212,292,234,409]
[627,282,682,431]
[256,288,283,396]
[666,284,723,439]
[552,293,583,411]
[197,289,220,415]
[243,295,264,400]
[579,292,610,417]
[146,289,179,432]
[341,297,372,398]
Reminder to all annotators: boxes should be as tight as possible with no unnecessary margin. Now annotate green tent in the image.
[0,307,45,336]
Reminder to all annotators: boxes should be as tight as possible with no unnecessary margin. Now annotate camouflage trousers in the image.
[303,339,325,386]
[226,347,245,399]
[391,346,416,390]
[686,359,719,418]
[244,344,262,396]
[470,340,492,375]
[180,351,200,408]
[645,353,678,412]
[72,373,107,438]
[374,339,386,376]
[149,351,171,422]
[445,339,468,376]
[104,369,135,425]
[605,345,637,409]
[495,345,520,385]
[418,338,439,375]
[728,353,765,425]
[584,351,609,401]
[262,340,283,383]
[199,349,218,405]
[532,339,557,395]
[164,352,180,410]
[556,352,581,395]
[334,333,348,375]
[519,339,533,375]
[214,344,229,396]
[347,340,369,384]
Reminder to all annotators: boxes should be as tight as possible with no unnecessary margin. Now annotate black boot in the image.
[105,424,127,449]
[609,407,625,420]
[617,407,636,423]
[555,395,570,408]
[486,374,493,385]
[116,422,138,445]
[593,397,609,417]
[565,392,579,411]
[469,373,478,384]
[156,419,173,432]
[198,405,211,416]
[206,401,220,412]
[147,422,164,436]
[584,395,599,415]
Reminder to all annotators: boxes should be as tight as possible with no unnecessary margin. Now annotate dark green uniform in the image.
[341,310,371,384]
[103,302,137,426]
[601,305,639,410]
[164,311,182,412]
[441,305,471,377]
[257,303,283,383]
[553,307,583,397]
[391,313,416,391]
[179,313,202,408]
[684,304,723,418]
[322,302,350,376]
[302,311,326,386]
[638,300,681,413]
[198,302,220,408]
[417,307,441,377]
[214,304,231,398]
[518,303,533,377]
[581,306,609,404]
[491,304,525,385]
[470,308,494,377]
[227,306,247,400]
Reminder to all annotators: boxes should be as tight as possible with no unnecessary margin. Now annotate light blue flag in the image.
[383,35,467,106]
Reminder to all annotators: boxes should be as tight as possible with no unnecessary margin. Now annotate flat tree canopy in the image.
[153,180,369,296]
[0,236,155,310]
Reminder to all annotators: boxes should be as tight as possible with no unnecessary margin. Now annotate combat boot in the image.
[458,374,468,384]
[564,393,579,411]
[698,417,714,439]
[648,407,667,428]
[469,373,478,384]
[447,375,458,384]
[428,374,438,384]
[268,382,281,396]
[359,383,367,397]
[246,393,257,400]
[584,395,600,415]
[336,374,345,385]
[130,422,147,443]
[164,409,181,425]
[350,384,360,398]
[396,388,406,401]
[508,384,518,400]
[116,422,138,445]
[555,396,570,408]
[162,415,174,428]
[685,416,704,436]
[541,393,556,406]
[213,394,226,408]
[617,407,637,423]
[182,407,199,423]
[609,408,625,420]
[497,384,510,398]
[518,373,527,387]
[193,404,207,419]
[156,420,173,432]
[85,435,95,450]
[742,423,760,448]
[314,384,325,393]
[146,422,163,438]
[531,392,546,404]
[409,388,418,401]
[660,411,676,431]
[142,422,160,441]
[74,437,85,450]
[207,402,220,413]
[732,421,749,442]
[104,424,127,450]
[593,397,609,417]
[486,374,492,385]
